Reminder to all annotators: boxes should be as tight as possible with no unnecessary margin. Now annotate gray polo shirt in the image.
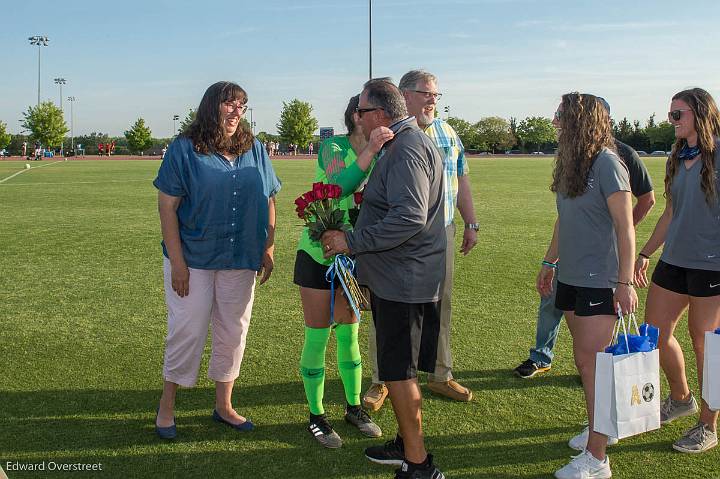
[557,148,631,288]
[345,118,446,303]
[661,141,720,270]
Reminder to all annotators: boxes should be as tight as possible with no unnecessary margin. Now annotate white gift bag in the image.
[594,313,661,439]
[702,331,720,411]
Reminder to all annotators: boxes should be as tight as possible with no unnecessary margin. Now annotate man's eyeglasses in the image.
[223,101,248,114]
[668,109,692,121]
[412,90,443,100]
[356,107,383,117]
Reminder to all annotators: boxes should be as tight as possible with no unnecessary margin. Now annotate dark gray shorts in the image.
[652,260,720,297]
[293,250,341,290]
[555,281,616,316]
[370,291,440,381]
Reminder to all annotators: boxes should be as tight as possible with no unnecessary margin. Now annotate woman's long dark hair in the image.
[183,81,254,155]
[551,92,615,198]
[343,94,360,135]
[666,88,720,205]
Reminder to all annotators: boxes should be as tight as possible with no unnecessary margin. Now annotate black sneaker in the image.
[365,436,405,466]
[345,405,382,437]
[308,414,342,448]
[513,359,551,379]
[395,454,445,479]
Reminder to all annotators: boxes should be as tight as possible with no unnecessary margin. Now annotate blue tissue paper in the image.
[605,323,659,355]
[639,323,659,348]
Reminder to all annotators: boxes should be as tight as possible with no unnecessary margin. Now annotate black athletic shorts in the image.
[652,260,720,297]
[555,281,616,316]
[370,291,441,382]
[293,250,341,290]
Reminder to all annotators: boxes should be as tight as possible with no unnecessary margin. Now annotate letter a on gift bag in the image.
[702,330,720,411]
[594,312,661,439]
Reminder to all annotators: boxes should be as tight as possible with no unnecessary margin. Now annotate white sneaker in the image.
[555,450,611,479]
[568,426,619,451]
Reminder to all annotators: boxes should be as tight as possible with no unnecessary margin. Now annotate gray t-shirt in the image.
[557,148,631,288]
[661,141,720,270]
[345,118,446,303]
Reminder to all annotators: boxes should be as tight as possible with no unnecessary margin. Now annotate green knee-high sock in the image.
[336,323,362,406]
[300,326,331,415]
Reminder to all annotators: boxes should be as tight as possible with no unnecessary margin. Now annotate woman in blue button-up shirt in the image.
[153,81,281,438]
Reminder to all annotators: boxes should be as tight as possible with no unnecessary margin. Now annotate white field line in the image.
[0,161,64,184]
[0,179,152,186]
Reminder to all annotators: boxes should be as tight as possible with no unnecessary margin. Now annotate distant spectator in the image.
[22,141,27,158]
[308,142,314,155]
[98,143,105,156]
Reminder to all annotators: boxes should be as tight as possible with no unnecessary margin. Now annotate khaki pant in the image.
[368,223,455,383]
[162,257,256,387]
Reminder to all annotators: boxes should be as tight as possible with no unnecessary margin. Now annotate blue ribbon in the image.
[325,254,362,324]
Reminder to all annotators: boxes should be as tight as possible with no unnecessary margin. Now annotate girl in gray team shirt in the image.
[538,93,637,479]
[635,88,720,454]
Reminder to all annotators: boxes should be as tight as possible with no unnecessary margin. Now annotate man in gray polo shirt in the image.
[322,79,446,479]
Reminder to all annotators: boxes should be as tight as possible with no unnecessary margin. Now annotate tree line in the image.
[446,114,677,154]
[0,100,676,157]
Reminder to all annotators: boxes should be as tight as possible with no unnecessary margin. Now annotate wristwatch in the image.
[464,223,480,231]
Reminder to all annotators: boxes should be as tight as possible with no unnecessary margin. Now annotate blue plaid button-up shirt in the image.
[424,118,468,226]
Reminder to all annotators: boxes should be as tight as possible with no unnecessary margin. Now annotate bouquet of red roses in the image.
[295,182,347,241]
[294,182,368,321]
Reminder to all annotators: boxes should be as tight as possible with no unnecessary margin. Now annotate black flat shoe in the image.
[212,409,254,431]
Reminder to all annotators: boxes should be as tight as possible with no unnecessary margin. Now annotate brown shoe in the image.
[427,379,473,402]
[362,383,388,412]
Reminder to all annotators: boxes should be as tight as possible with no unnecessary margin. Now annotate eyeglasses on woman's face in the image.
[223,101,248,114]
[668,109,692,122]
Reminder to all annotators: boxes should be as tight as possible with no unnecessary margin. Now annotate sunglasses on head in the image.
[668,109,692,121]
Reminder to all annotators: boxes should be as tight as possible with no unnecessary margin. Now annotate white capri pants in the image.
[162,257,256,387]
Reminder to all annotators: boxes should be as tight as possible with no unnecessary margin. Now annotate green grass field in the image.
[0,157,717,478]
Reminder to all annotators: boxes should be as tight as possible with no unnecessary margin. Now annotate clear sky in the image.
[2,0,719,137]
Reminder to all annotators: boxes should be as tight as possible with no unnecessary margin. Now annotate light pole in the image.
[444,105,450,120]
[248,108,255,135]
[172,114,179,137]
[54,78,66,111]
[369,0,372,79]
[55,78,66,155]
[67,96,76,152]
[28,35,49,107]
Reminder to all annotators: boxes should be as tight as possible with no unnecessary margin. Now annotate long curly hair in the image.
[666,88,720,205]
[183,81,254,155]
[551,92,615,197]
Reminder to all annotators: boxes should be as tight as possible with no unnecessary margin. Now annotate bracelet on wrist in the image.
[638,252,650,259]
[541,260,558,269]
[617,280,634,287]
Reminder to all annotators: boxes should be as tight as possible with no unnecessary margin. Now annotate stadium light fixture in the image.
[28,35,49,107]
